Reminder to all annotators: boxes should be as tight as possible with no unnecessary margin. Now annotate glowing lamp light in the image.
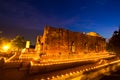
[2,45,10,52]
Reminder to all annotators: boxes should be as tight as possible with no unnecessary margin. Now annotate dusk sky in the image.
[0,0,120,44]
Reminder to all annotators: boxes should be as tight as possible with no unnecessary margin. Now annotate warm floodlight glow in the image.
[2,45,10,52]
[86,32,100,37]
[21,48,26,53]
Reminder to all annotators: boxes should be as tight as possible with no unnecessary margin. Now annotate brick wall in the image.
[35,26,106,55]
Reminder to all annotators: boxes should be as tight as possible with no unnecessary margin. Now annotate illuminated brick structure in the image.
[35,26,106,55]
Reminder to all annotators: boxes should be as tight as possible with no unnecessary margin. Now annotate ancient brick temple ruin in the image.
[35,26,106,56]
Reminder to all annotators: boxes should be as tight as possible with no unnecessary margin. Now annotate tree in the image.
[107,27,120,55]
[11,35,26,51]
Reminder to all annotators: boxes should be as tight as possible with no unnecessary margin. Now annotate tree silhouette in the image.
[11,35,26,51]
[107,27,120,55]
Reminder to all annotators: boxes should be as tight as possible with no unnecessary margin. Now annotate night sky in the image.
[0,0,120,44]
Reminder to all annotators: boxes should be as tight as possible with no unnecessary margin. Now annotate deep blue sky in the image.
[0,0,120,44]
